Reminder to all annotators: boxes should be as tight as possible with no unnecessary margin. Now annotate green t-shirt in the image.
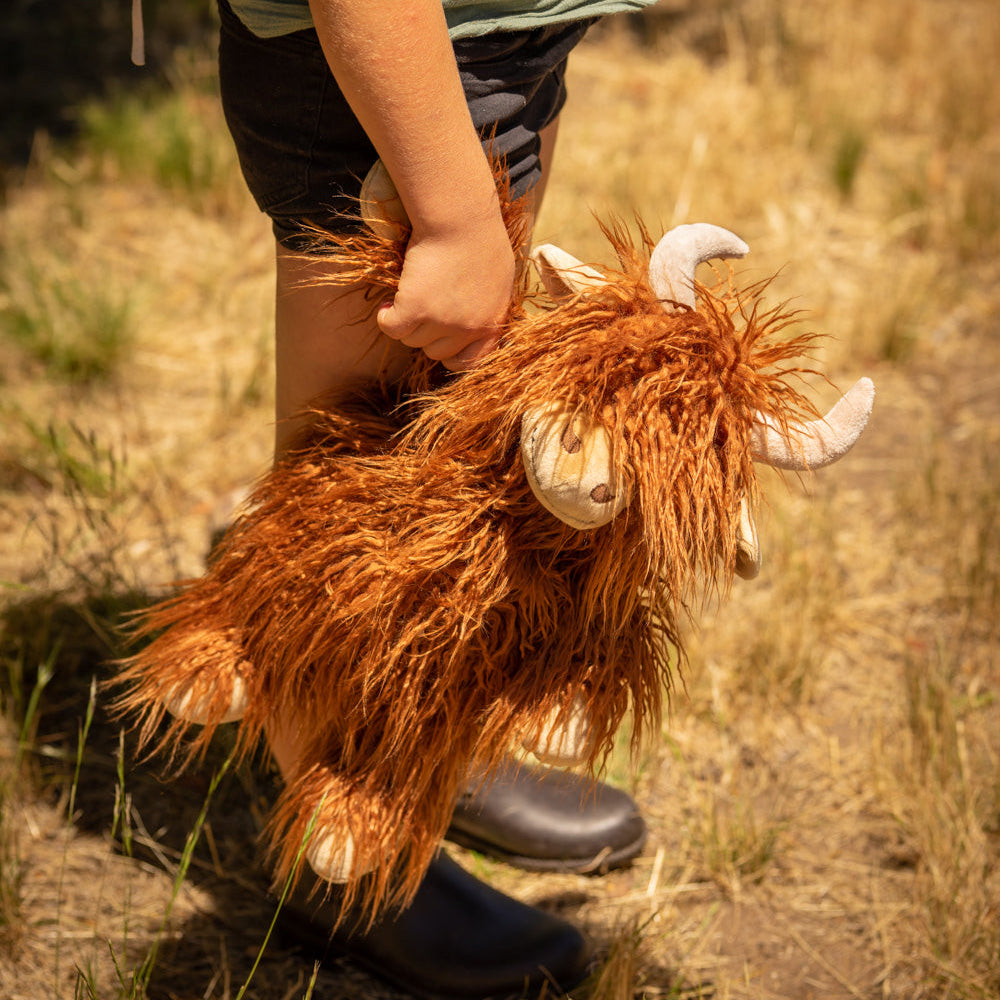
[230,0,658,40]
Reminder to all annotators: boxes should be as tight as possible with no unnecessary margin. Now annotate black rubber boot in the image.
[277,850,590,1000]
[447,758,646,874]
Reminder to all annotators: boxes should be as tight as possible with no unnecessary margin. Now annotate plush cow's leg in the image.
[118,605,250,748]
[267,727,464,920]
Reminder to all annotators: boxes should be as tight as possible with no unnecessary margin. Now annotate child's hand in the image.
[377,206,515,371]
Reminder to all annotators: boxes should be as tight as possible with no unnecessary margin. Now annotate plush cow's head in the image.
[521,227,874,580]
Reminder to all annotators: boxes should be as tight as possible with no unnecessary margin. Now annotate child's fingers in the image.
[375,298,452,350]
[376,298,422,344]
[376,299,499,368]
[440,333,501,371]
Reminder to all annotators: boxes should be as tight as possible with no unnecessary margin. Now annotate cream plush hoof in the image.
[162,673,248,725]
[305,827,365,884]
[521,697,594,767]
[359,159,410,239]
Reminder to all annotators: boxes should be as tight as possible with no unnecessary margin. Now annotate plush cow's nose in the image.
[590,484,615,504]
[561,425,581,453]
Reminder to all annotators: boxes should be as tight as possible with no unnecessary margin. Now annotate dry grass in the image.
[1,0,999,997]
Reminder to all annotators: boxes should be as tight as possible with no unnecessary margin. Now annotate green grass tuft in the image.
[831,123,867,200]
[0,257,133,383]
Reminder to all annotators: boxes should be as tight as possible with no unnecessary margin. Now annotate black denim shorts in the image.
[217,0,594,246]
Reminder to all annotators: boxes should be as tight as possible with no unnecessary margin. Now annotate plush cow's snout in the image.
[521,404,630,529]
[557,424,619,505]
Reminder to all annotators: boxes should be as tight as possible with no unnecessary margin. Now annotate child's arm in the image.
[308,0,516,370]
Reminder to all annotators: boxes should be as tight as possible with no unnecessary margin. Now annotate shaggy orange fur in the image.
[117,189,822,925]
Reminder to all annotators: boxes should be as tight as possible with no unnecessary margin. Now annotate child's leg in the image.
[272,255,414,456]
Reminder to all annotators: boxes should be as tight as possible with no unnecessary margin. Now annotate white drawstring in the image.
[131,0,146,66]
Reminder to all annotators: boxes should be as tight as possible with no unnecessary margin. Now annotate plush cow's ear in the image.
[532,244,608,300]
[734,496,761,580]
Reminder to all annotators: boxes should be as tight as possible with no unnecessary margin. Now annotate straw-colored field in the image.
[1,1,998,997]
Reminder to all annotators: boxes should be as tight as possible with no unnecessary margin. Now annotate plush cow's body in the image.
[119,173,873,923]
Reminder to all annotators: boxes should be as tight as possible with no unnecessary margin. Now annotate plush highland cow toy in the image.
[118,162,874,923]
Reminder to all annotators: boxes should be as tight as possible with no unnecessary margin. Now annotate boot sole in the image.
[444,825,647,875]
